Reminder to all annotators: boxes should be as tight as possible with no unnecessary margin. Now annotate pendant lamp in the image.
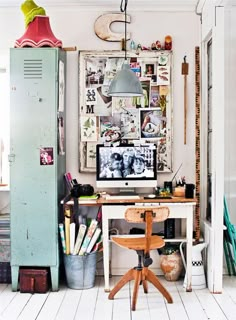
[108,0,143,97]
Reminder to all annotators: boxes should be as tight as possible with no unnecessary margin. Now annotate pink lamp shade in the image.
[15,15,62,48]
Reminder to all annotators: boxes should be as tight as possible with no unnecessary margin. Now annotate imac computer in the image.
[96,144,157,195]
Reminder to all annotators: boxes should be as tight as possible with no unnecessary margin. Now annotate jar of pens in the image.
[173,175,186,197]
[155,163,184,197]
[164,163,195,199]
[59,202,102,289]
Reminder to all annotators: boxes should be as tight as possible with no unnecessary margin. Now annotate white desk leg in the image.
[186,207,193,292]
[102,208,110,292]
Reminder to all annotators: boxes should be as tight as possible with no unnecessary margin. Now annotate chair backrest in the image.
[125,207,170,254]
[125,206,169,223]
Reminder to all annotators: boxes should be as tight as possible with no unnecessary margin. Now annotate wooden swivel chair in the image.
[108,206,173,311]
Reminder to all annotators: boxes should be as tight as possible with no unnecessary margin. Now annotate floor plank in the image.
[222,276,236,303]
[135,280,169,320]
[17,293,49,320]
[213,291,236,320]
[0,284,8,294]
[0,276,235,319]
[93,277,114,320]
[74,277,101,320]
[1,291,31,320]
[176,281,208,320]
[164,280,189,320]
[130,279,154,320]
[195,288,228,320]
[55,287,82,320]
[110,277,132,320]
[0,285,18,315]
[36,286,67,320]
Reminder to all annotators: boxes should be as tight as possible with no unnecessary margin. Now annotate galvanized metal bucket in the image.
[64,252,97,289]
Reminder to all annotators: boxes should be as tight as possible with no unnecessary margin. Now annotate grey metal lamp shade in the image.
[108,60,143,97]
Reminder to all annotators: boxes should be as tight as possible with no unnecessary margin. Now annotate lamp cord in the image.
[120,0,128,60]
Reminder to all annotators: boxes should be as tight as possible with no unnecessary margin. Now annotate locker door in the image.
[10,48,59,266]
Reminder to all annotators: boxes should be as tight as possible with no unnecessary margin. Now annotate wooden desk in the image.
[64,197,196,292]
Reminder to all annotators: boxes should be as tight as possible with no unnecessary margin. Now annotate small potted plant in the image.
[159,244,183,281]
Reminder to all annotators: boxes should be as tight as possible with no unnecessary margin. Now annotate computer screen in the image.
[96,144,157,190]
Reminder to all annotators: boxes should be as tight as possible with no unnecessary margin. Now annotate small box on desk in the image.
[19,269,48,293]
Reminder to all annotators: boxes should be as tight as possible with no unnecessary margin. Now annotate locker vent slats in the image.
[24,59,43,79]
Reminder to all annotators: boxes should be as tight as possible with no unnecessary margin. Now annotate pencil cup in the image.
[64,252,97,289]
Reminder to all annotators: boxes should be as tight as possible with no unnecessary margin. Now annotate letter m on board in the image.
[86,105,94,114]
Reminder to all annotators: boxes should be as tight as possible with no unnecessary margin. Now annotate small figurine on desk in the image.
[159,188,171,197]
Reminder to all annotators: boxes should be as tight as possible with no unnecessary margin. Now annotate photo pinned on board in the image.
[80,116,97,142]
[112,97,133,113]
[100,115,122,144]
[145,63,155,76]
[132,79,151,108]
[150,85,160,108]
[140,108,167,139]
[157,66,170,85]
[120,108,140,139]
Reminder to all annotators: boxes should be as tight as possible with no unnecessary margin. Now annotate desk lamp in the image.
[108,0,143,97]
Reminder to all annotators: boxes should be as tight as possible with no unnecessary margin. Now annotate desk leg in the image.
[186,211,193,292]
[102,209,110,292]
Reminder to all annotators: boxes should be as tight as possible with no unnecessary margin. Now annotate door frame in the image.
[201,6,224,293]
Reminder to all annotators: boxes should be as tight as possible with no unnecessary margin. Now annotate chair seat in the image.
[111,235,165,250]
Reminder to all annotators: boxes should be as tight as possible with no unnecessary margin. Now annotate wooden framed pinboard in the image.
[78,50,173,173]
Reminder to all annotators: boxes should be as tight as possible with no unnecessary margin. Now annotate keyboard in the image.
[105,195,140,200]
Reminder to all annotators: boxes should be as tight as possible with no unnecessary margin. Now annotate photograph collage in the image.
[79,51,173,173]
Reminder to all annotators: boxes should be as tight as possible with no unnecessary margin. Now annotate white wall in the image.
[0,6,200,195]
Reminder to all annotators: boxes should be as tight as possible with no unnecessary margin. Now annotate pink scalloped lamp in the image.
[15,0,62,48]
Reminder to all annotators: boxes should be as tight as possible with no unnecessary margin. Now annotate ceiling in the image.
[0,0,201,11]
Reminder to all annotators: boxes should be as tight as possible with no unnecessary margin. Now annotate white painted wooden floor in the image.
[0,276,236,320]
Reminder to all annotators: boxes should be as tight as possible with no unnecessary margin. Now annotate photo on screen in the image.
[96,144,156,180]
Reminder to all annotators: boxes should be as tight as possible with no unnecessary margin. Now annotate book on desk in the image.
[78,194,99,204]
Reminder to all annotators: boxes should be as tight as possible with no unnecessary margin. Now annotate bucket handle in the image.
[179,241,187,270]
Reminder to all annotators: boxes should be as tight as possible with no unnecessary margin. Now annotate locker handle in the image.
[8,154,15,163]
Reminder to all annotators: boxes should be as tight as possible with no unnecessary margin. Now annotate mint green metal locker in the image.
[10,48,66,291]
